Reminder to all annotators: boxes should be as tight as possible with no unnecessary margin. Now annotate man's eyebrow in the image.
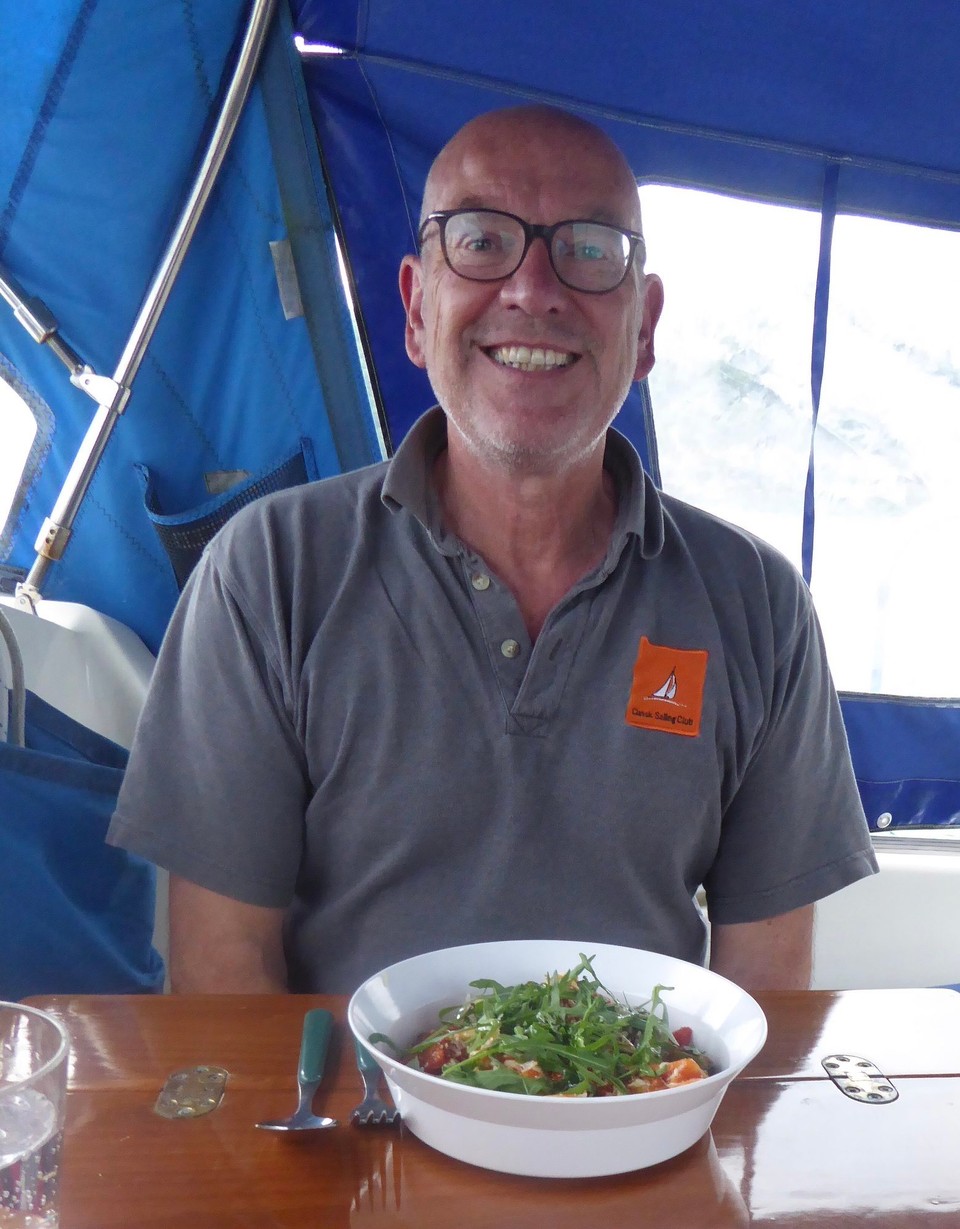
[584,206,636,227]
[439,199,632,226]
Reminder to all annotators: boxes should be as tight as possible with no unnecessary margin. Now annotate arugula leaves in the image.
[391,954,713,1096]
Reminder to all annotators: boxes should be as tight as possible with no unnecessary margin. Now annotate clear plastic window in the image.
[640,184,960,698]
[813,215,960,697]
[0,370,38,535]
[641,185,820,566]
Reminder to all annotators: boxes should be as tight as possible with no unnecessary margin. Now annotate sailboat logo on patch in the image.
[647,669,679,703]
[625,637,709,737]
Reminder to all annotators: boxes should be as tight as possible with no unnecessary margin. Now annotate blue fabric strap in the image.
[0,691,164,999]
[802,164,839,586]
[259,0,386,468]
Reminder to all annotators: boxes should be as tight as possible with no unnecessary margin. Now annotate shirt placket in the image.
[460,553,601,737]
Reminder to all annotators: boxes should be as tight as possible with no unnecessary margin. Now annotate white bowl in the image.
[348,939,766,1178]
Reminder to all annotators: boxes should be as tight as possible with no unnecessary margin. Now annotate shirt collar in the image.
[602,424,665,562]
[381,407,452,549]
[382,406,665,560]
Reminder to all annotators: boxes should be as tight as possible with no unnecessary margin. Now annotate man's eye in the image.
[454,231,500,254]
[556,234,616,264]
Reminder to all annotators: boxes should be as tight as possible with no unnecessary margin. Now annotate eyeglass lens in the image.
[440,210,633,292]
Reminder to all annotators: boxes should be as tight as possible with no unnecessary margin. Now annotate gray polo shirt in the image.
[109,408,877,992]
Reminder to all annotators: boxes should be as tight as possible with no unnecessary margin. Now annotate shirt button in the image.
[500,639,521,659]
[471,572,491,591]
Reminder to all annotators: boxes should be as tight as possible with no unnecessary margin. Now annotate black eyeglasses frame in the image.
[417,207,646,295]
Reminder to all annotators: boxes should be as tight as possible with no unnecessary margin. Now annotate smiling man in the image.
[108,106,878,995]
[399,108,663,645]
[404,110,657,477]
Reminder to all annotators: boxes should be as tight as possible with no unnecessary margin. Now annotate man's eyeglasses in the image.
[418,208,645,295]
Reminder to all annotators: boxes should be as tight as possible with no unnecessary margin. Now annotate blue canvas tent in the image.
[1,0,959,848]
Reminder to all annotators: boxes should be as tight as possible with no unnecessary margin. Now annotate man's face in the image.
[399,110,663,476]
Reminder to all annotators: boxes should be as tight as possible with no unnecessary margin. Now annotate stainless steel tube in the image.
[18,0,279,606]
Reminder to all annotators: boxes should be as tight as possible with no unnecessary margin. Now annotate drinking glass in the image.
[0,1003,69,1227]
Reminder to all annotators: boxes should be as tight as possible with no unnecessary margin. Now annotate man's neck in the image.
[434,440,618,641]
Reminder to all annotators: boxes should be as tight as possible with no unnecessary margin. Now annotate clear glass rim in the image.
[0,1000,70,1089]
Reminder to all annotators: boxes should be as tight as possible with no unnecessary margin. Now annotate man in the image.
[108,105,878,994]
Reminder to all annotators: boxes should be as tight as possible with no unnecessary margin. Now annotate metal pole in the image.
[16,0,279,611]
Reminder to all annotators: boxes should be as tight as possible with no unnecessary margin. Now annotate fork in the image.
[351,1039,401,1126]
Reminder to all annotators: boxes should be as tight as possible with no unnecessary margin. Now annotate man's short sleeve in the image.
[107,535,307,907]
[703,583,878,923]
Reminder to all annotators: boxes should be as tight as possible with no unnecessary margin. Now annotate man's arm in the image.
[168,875,289,992]
[708,903,814,992]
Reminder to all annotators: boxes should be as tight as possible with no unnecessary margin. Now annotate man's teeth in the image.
[489,345,575,371]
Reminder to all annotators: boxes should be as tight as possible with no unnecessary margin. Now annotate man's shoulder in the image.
[191,460,396,609]
[659,488,800,576]
[216,460,392,548]
[655,488,813,630]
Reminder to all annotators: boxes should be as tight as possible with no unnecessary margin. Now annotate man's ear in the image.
[399,255,427,369]
[633,273,664,382]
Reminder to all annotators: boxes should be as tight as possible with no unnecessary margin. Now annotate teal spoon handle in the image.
[298,1008,333,1083]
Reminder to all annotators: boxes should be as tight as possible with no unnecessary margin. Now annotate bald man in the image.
[109,106,877,994]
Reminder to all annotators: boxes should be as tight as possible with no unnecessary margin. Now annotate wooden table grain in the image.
[26,989,960,1228]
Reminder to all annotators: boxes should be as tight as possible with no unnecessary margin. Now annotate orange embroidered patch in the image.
[625,636,708,737]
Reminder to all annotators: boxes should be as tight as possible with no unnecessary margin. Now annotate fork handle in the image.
[354,1037,381,1075]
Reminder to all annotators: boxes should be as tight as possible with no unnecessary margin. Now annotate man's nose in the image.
[499,235,567,309]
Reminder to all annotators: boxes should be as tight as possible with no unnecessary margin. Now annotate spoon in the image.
[256,1007,338,1131]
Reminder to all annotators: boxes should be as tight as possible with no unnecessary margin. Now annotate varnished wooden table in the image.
[26,988,960,1227]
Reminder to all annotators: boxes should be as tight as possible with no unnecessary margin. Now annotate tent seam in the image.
[0,0,99,256]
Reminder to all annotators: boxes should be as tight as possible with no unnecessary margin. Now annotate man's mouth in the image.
[485,344,578,372]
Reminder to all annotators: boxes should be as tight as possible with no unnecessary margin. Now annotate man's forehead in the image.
[425,118,639,222]
[438,187,631,230]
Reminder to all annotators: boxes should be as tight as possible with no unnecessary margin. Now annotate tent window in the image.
[641,185,960,700]
[0,363,45,554]
[642,185,819,564]
[813,215,960,698]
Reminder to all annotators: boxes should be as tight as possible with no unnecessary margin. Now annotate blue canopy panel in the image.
[294,0,960,227]
[0,0,381,653]
[841,696,960,831]
[292,0,960,467]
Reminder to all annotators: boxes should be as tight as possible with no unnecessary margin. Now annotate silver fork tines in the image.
[351,1040,401,1127]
